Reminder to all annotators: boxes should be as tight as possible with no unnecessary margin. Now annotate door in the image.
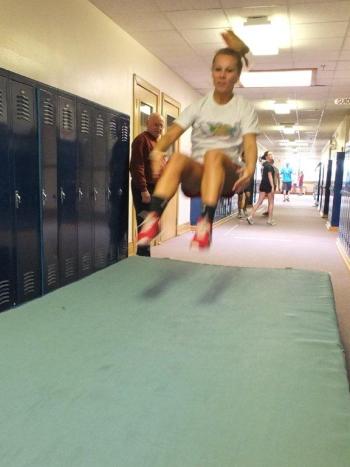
[10,78,42,304]
[77,100,94,277]
[38,86,59,292]
[132,75,160,252]
[57,93,78,285]
[0,74,15,311]
[160,93,180,242]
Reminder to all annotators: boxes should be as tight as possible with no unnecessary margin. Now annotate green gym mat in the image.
[1,257,350,467]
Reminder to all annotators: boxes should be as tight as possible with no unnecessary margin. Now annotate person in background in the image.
[247,150,276,226]
[262,156,280,216]
[298,170,305,195]
[136,30,259,250]
[130,113,165,256]
[280,162,293,201]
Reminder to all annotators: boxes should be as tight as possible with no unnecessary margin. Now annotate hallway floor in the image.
[152,194,350,381]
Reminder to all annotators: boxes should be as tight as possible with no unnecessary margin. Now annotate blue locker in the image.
[77,100,94,277]
[319,158,332,218]
[328,151,345,228]
[38,86,59,292]
[57,93,78,285]
[92,107,109,269]
[0,72,15,312]
[10,77,42,304]
[108,113,129,262]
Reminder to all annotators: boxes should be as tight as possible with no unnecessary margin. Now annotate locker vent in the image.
[0,280,11,306]
[81,110,90,134]
[95,248,107,269]
[118,235,128,260]
[65,257,75,278]
[81,253,91,272]
[47,263,58,288]
[43,99,55,125]
[0,90,3,119]
[16,92,31,121]
[96,115,104,137]
[109,119,117,139]
[62,105,73,131]
[121,124,128,143]
[23,271,35,295]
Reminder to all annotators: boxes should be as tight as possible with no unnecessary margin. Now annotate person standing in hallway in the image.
[130,113,165,256]
[247,151,276,226]
[298,170,305,195]
[262,156,280,216]
[280,162,293,201]
[136,31,259,250]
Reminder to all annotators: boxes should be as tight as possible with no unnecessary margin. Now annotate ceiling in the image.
[89,0,350,160]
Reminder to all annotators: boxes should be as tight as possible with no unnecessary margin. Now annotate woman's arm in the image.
[150,123,186,177]
[233,133,257,193]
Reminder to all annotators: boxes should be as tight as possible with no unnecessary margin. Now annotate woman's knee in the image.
[167,152,190,171]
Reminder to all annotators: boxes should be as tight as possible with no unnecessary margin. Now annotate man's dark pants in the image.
[131,182,155,257]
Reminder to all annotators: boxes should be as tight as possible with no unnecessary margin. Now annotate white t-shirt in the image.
[175,91,259,164]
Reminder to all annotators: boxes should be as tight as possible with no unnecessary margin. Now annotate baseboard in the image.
[326,221,339,232]
[177,222,191,235]
[336,239,350,272]
[128,242,135,256]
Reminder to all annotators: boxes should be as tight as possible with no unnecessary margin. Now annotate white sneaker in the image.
[237,211,244,219]
[267,219,276,226]
[247,216,254,225]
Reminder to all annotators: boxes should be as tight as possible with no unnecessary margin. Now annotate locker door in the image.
[10,79,41,304]
[108,113,129,262]
[92,107,109,269]
[77,100,93,277]
[57,94,78,285]
[38,87,59,292]
[0,75,15,311]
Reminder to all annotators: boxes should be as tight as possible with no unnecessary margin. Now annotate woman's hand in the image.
[233,167,253,193]
[221,30,249,56]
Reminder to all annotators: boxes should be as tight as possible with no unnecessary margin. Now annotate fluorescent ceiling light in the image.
[274,102,291,114]
[240,70,313,88]
[230,14,291,56]
[280,125,296,135]
[243,17,278,55]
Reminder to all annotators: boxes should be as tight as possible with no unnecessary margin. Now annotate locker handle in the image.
[78,188,83,201]
[60,187,66,204]
[107,188,111,200]
[93,187,98,201]
[42,189,47,206]
[15,190,22,209]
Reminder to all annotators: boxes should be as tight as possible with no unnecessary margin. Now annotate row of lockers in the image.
[0,68,129,312]
[339,146,350,257]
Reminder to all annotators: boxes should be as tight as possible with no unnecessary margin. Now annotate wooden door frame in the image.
[130,75,161,255]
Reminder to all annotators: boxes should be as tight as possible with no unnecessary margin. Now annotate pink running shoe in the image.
[137,212,160,246]
[190,216,212,249]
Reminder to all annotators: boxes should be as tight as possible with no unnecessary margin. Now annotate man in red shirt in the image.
[130,113,165,256]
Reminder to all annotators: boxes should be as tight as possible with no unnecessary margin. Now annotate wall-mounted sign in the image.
[334,98,350,105]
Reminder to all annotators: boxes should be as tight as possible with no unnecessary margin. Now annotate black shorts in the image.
[259,182,272,193]
[283,181,292,191]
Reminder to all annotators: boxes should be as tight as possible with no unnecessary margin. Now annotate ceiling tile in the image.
[180,28,227,44]
[130,30,186,46]
[165,10,229,29]
[112,12,174,31]
[290,1,350,23]
[291,22,348,40]
[155,0,221,11]
[221,0,287,6]
[89,0,159,13]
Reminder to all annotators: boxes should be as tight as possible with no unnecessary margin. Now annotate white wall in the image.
[0,0,199,235]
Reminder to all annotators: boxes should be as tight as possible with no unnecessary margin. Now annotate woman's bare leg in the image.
[153,152,201,200]
[267,192,274,220]
[197,150,240,206]
[249,192,267,218]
